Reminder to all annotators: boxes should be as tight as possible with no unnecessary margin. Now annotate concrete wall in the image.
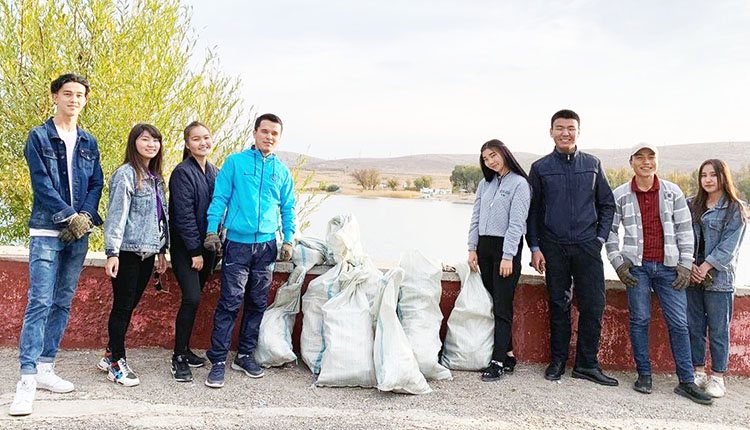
[1,248,749,375]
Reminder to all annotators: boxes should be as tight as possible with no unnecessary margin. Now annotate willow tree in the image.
[0,0,254,248]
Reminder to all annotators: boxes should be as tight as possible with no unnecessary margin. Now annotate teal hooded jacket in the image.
[206,147,296,244]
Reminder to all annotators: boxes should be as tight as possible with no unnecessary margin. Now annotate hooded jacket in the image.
[206,147,295,244]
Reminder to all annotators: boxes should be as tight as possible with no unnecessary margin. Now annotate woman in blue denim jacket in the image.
[101,124,169,387]
[687,159,747,398]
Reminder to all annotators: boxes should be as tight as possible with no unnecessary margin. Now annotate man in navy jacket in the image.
[527,109,617,386]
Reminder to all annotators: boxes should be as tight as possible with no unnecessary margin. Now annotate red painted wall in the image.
[2,259,749,375]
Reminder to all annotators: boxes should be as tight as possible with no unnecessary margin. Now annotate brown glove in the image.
[672,265,691,290]
[616,261,638,288]
[204,233,222,253]
[279,242,294,261]
[58,213,92,243]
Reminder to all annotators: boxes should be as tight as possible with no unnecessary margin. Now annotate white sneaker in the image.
[694,371,709,389]
[705,375,726,398]
[107,358,140,387]
[97,352,111,372]
[35,362,74,393]
[8,378,36,416]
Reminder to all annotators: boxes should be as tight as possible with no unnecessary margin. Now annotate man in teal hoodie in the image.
[202,113,296,388]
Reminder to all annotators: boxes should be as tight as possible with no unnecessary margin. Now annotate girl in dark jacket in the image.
[168,121,219,382]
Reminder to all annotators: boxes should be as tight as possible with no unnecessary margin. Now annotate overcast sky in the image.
[185,0,750,159]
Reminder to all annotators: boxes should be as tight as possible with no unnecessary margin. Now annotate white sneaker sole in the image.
[35,382,74,393]
[97,360,110,372]
[8,405,32,416]
[204,378,225,388]
[231,362,264,378]
[107,372,140,387]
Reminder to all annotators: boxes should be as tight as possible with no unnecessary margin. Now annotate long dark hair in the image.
[690,159,746,222]
[479,139,528,182]
[182,121,211,160]
[123,123,164,189]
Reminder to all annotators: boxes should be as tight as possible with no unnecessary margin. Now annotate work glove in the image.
[616,261,638,288]
[58,213,92,243]
[279,242,294,261]
[672,265,691,290]
[204,233,222,253]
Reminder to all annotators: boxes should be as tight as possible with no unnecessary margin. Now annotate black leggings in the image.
[477,235,523,362]
[108,251,155,362]
[171,238,216,355]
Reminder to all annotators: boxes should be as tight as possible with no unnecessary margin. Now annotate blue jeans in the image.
[686,288,733,373]
[19,235,89,374]
[206,239,277,364]
[627,261,693,382]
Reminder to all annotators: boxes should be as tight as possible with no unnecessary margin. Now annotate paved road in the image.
[1,348,749,429]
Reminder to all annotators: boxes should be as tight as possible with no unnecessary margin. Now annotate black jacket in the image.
[168,157,218,256]
[526,147,615,248]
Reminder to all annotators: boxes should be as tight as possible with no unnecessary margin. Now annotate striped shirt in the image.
[605,178,694,269]
[631,177,664,262]
[467,171,531,259]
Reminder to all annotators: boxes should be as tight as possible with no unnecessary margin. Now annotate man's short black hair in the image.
[50,73,90,96]
[550,109,580,128]
[254,113,283,132]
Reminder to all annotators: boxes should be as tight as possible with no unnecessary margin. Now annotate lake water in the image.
[302,194,750,288]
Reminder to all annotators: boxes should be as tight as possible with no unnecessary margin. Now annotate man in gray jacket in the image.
[605,143,712,405]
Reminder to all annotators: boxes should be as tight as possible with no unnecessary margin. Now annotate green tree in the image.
[605,167,632,189]
[386,178,399,190]
[0,0,253,248]
[734,166,750,201]
[414,175,432,190]
[450,165,483,193]
[667,170,698,198]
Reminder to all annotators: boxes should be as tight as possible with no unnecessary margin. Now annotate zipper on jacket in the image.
[566,156,575,242]
[256,153,267,243]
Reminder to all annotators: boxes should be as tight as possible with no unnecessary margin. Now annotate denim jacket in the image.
[689,195,747,292]
[25,117,104,229]
[104,163,169,257]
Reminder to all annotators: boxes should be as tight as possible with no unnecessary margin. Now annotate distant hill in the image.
[279,142,749,176]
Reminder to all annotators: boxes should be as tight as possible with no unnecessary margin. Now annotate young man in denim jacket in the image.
[10,74,104,416]
[202,113,295,388]
[605,143,712,405]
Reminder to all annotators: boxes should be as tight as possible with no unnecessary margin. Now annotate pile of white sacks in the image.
[254,214,496,395]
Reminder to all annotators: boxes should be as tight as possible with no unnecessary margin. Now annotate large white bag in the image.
[440,261,494,371]
[316,280,376,388]
[255,265,306,367]
[257,239,329,368]
[397,250,452,381]
[300,262,345,374]
[374,268,432,394]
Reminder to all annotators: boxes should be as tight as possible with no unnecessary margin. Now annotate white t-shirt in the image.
[29,125,78,238]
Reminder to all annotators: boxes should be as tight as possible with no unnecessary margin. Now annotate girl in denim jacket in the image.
[687,159,747,398]
[101,124,169,387]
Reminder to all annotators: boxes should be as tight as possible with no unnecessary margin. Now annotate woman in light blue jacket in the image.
[100,123,169,387]
[687,159,747,398]
[467,139,531,382]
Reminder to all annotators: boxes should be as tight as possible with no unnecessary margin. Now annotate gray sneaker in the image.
[231,353,264,378]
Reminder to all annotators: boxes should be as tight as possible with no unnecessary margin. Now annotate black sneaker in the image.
[184,350,207,368]
[503,356,517,374]
[674,382,713,405]
[633,374,652,394]
[171,355,193,382]
[231,353,264,378]
[481,361,504,382]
